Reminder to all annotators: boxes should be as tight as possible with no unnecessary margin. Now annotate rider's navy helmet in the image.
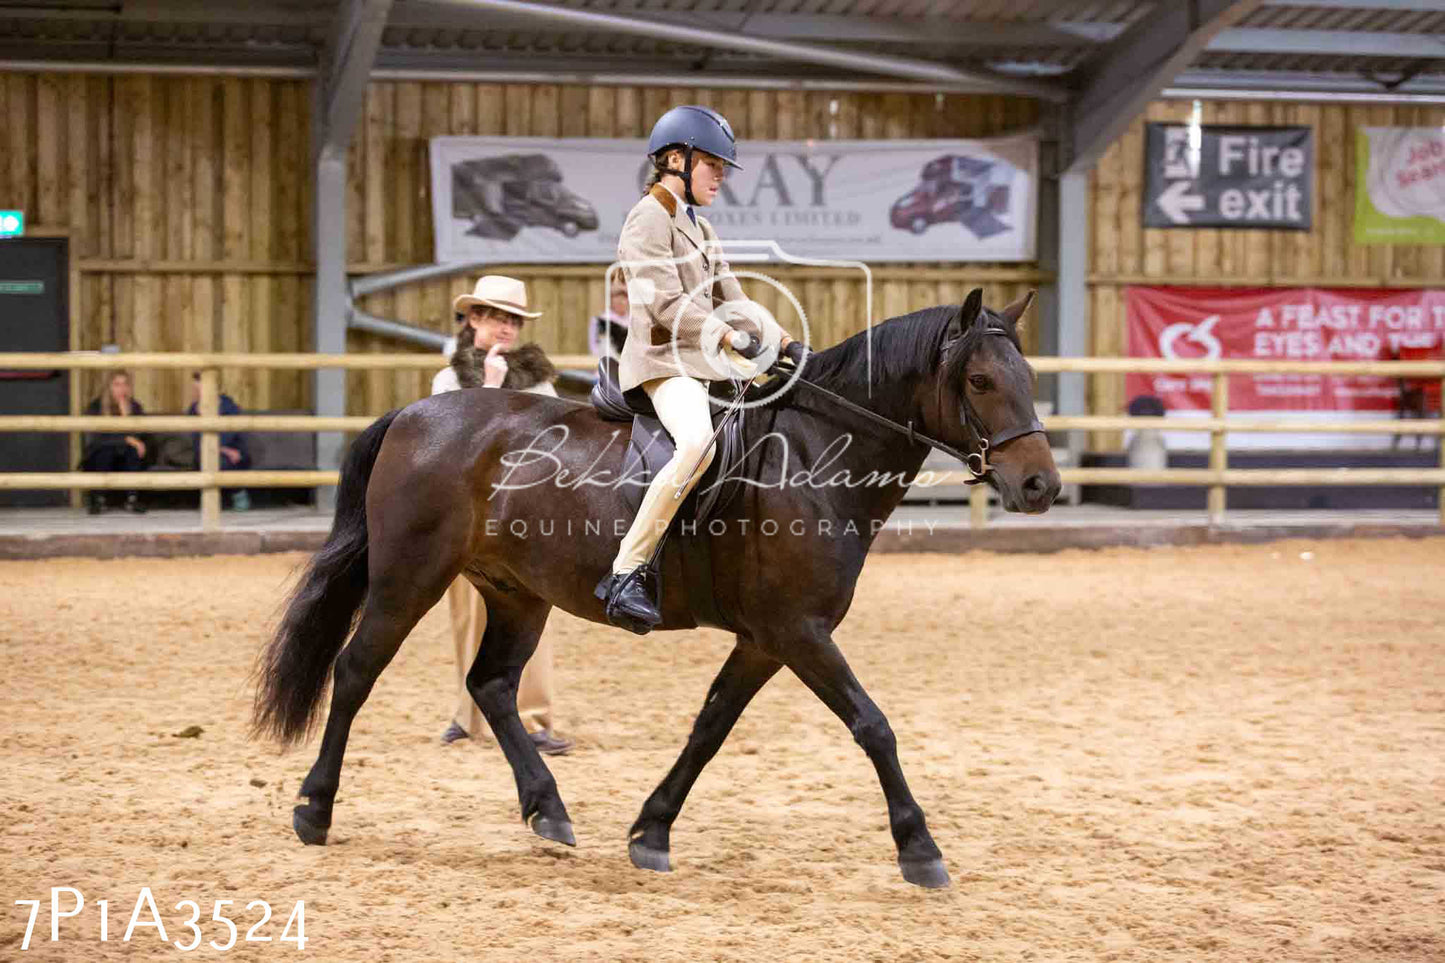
[647,106,742,170]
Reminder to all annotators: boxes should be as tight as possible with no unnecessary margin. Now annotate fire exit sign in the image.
[0,211,22,237]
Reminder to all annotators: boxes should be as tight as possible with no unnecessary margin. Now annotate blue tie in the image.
[686,206,697,225]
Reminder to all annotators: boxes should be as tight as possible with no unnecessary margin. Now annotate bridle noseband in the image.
[781,326,1045,485]
[941,328,1045,483]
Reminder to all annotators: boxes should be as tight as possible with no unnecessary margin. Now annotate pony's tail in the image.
[251,408,402,747]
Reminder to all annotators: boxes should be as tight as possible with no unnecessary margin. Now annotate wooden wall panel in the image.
[1087,97,1445,449]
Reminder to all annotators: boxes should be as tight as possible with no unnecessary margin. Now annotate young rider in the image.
[596,105,805,633]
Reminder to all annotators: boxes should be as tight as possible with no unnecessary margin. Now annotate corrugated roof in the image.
[0,1,1440,93]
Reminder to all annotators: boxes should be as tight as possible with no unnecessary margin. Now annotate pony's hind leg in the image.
[292,569,452,845]
[628,640,782,872]
[466,583,574,846]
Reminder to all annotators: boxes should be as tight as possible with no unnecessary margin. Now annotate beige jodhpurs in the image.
[610,375,717,573]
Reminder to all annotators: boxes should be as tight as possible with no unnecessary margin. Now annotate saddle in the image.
[588,358,750,628]
[588,357,747,524]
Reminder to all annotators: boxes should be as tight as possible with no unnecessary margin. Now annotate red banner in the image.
[1126,286,1445,412]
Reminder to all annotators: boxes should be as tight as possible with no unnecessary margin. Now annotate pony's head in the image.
[937,288,1059,514]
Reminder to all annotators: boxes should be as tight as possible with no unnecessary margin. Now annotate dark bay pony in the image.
[253,288,1059,889]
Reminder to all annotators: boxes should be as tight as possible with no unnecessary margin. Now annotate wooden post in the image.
[1209,372,1228,525]
[970,480,988,528]
[200,368,220,531]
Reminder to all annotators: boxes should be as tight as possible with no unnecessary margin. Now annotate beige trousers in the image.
[447,576,554,736]
[611,375,718,573]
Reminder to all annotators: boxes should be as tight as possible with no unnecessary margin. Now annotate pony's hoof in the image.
[628,840,672,873]
[899,857,950,889]
[531,816,576,847]
[292,807,329,846]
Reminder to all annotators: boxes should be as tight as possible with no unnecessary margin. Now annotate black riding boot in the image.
[595,568,661,635]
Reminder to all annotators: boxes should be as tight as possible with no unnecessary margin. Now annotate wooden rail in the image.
[1,353,1441,530]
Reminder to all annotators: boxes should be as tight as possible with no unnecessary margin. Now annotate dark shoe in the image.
[87,493,104,515]
[594,570,661,635]
[529,729,574,756]
[123,492,146,514]
[440,721,470,745]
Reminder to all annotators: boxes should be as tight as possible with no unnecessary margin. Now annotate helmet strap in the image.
[661,145,700,207]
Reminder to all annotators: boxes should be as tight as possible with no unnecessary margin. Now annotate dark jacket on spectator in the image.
[81,396,150,466]
[187,393,251,467]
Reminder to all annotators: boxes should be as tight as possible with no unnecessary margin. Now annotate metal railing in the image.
[0,352,1442,530]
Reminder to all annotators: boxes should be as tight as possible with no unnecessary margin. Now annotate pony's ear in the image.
[1000,289,1035,328]
[962,287,984,324]
[945,288,984,341]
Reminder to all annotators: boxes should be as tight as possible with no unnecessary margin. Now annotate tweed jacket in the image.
[615,184,784,392]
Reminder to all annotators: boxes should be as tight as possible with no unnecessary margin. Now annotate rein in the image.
[777,330,1044,485]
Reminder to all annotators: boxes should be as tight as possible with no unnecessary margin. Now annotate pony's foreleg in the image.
[628,641,781,872]
[466,589,574,846]
[782,634,949,889]
[293,571,451,845]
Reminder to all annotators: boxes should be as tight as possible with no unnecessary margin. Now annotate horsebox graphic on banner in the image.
[430,135,1038,263]
[1142,123,1312,229]
[1355,127,1445,245]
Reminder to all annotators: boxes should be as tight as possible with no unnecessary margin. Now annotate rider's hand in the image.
[125,436,146,459]
[729,329,764,360]
[482,344,509,387]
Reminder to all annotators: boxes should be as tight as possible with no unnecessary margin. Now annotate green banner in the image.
[1355,127,1445,245]
[0,280,43,295]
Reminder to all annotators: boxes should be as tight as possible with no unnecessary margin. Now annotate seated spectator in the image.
[186,373,252,511]
[587,271,630,360]
[1124,394,1168,472]
[80,369,149,515]
[1394,341,1443,450]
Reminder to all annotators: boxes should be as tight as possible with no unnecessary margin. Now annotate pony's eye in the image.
[968,374,992,391]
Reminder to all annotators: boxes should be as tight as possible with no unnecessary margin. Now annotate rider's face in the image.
[684,151,730,207]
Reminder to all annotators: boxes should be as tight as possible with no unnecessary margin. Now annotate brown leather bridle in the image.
[780,326,1045,485]
[941,328,1046,483]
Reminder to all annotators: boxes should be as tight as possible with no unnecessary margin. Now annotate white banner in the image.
[429,135,1038,264]
[1355,127,1445,245]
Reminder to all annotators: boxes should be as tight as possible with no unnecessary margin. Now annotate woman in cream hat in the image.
[433,275,545,393]
[432,274,572,755]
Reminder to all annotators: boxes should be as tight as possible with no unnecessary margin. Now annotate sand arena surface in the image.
[2,539,1443,961]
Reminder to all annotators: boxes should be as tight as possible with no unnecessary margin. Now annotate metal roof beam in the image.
[0,0,333,24]
[421,0,1068,100]
[1209,28,1445,58]
[1260,0,1444,9]
[1169,67,1445,96]
[679,14,1126,46]
[1066,0,1267,173]
[316,0,392,161]
[379,6,1132,46]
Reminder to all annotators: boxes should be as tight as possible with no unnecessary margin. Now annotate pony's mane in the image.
[800,301,1022,399]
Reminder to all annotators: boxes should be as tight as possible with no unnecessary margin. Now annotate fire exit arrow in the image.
[1156,181,1206,225]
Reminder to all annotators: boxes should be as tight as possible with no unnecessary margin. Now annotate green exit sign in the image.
[0,210,23,237]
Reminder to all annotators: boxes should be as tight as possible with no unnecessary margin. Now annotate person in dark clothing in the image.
[80,369,149,514]
[186,373,252,511]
